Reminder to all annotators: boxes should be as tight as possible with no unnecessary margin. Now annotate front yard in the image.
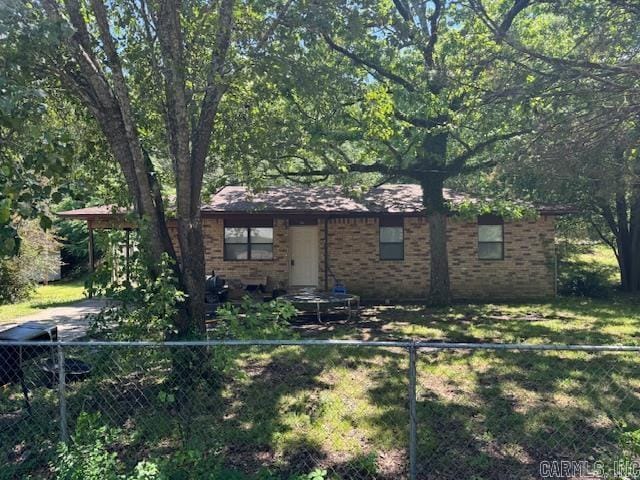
[298,295,640,345]
[3,244,640,478]
[4,294,640,479]
[281,295,640,478]
[0,279,86,323]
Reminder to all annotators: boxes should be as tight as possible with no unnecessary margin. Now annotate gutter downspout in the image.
[554,239,558,297]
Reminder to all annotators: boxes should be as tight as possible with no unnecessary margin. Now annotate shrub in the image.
[54,412,160,480]
[292,469,328,480]
[214,296,297,339]
[0,256,33,304]
[558,262,613,299]
[592,423,640,478]
[88,251,184,340]
[205,297,298,382]
[556,241,617,299]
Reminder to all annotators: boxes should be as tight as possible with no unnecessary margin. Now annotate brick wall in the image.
[448,216,556,299]
[321,217,429,299]
[199,218,289,289]
[166,214,556,300]
[321,216,555,300]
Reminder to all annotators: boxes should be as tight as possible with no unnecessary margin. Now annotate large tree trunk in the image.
[602,189,640,293]
[42,0,236,337]
[153,0,234,336]
[174,217,206,334]
[629,189,640,292]
[615,192,633,292]
[421,176,451,305]
[88,101,202,334]
[92,110,177,271]
[419,128,452,305]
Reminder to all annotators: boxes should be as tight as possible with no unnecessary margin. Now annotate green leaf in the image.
[39,215,52,231]
[0,200,10,224]
[0,236,17,256]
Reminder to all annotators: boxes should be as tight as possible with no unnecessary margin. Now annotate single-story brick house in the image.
[59,184,568,301]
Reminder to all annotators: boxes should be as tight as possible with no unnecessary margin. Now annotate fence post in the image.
[57,344,69,443]
[408,342,417,480]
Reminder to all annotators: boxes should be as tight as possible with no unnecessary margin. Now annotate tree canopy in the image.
[1,0,639,315]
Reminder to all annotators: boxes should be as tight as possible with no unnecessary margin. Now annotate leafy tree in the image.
[1,0,126,259]
[262,0,537,304]
[0,59,73,255]
[474,0,640,292]
[0,220,62,303]
[3,0,290,334]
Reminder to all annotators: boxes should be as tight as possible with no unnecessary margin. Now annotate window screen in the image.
[478,224,504,260]
[224,226,273,260]
[380,225,404,260]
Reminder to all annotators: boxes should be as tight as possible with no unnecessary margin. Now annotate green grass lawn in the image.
[4,243,640,479]
[0,278,87,323]
[299,294,640,346]
[7,290,638,479]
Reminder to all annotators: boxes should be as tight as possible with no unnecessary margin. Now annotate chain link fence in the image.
[2,340,640,479]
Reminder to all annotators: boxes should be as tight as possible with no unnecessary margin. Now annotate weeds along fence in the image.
[2,339,640,480]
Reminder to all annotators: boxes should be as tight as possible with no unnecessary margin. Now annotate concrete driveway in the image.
[1,298,109,341]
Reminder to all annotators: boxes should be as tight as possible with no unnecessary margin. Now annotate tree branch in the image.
[190,0,235,210]
[90,0,149,190]
[394,109,445,128]
[273,160,408,178]
[498,0,531,36]
[447,129,529,174]
[591,218,618,256]
[459,160,498,175]
[392,0,412,22]
[155,0,193,216]
[601,204,620,238]
[471,0,639,76]
[322,33,416,93]
[255,0,294,52]
[423,0,442,68]
[43,0,147,212]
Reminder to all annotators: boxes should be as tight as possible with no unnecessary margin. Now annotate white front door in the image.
[289,225,319,287]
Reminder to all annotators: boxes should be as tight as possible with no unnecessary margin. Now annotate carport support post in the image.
[57,344,69,443]
[88,224,95,298]
[408,342,417,480]
[125,228,131,284]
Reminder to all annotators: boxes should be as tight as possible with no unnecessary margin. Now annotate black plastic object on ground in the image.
[0,323,58,414]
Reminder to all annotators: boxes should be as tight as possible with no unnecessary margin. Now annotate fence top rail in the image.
[1,338,640,352]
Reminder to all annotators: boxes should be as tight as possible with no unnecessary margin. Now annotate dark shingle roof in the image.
[202,185,370,213]
[57,205,128,218]
[57,184,573,218]
[203,184,474,213]
[364,184,472,213]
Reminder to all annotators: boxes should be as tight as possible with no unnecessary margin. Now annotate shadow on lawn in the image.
[414,348,640,480]
[218,344,410,479]
[34,344,411,479]
[217,341,640,479]
[292,299,640,346]
[4,322,640,479]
